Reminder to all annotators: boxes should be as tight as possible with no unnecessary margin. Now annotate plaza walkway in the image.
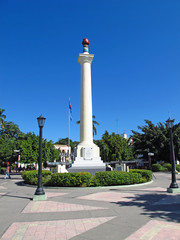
[0,172,180,240]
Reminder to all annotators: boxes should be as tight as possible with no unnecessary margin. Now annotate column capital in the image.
[78,53,94,64]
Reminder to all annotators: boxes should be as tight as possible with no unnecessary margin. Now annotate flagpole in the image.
[68,99,70,162]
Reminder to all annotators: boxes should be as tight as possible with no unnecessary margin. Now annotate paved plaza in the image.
[0,172,180,239]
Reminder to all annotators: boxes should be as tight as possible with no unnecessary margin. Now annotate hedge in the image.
[50,172,92,187]
[152,163,180,172]
[129,169,152,182]
[176,165,180,172]
[152,164,166,172]
[163,163,180,172]
[92,171,142,186]
[22,170,52,185]
[21,169,152,187]
[163,163,171,172]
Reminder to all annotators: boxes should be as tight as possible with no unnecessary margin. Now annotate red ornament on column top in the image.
[82,38,89,46]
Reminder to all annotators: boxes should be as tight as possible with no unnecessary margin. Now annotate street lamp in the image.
[166,117,179,193]
[34,114,47,200]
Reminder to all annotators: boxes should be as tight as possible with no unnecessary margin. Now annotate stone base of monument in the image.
[69,144,106,175]
[68,165,106,176]
[68,156,106,176]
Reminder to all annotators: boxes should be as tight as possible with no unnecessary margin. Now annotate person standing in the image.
[4,164,11,179]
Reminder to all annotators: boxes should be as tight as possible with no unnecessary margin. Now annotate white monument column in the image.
[69,38,106,174]
[79,48,93,144]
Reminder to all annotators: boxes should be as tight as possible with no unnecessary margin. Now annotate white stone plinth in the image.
[70,143,105,170]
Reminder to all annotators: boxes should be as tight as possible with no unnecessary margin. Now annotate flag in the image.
[69,98,72,120]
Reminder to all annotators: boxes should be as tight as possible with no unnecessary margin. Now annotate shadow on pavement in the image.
[113,192,180,223]
[2,193,32,200]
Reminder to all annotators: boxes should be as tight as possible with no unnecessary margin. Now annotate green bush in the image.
[50,172,92,187]
[163,163,171,171]
[79,172,92,186]
[129,169,152,182]
[162,163,180,172]
[176,165,180,172]
[21,170,151,187]
[92,171,142,186]
[22,170,52,185]
[152,164,164,172]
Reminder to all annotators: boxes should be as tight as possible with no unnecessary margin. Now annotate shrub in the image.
[176,165,180,172]
[129,169,152,182]
[92,171,142,186]
[152,164,164,172]
[162,163,180,172]
[163,163,171,171]
[21,170,150,187]
[22,170,52,185]
[79,172,92,186]
[50,172,92,187]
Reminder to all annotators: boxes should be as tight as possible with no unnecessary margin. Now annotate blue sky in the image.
[1,0,180,143]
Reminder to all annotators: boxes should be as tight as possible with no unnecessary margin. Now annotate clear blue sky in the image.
[1,0,180,143]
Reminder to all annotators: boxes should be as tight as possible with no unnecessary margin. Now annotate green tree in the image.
[19,132,39,164]
[0,135,14,163]
[19,132,56,164]
[95,131,133,162]
[131,120,180,163]
[0,108,6,129]
[0,121,24,139]
[0,121,23,164]
[76,115,100,136]
[0,116,61,165]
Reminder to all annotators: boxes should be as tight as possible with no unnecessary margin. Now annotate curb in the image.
[17,180,153,190]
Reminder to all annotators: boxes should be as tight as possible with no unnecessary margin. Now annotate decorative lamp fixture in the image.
[166,117,174,129]
[37,114,46,128]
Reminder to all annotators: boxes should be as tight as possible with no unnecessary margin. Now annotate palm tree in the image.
[0,108,6,129]
[76,115,100,136]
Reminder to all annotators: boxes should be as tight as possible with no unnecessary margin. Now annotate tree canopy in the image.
[0,121,23,164]
[0,108,6,129]
[1,107,179,166]
[95,131,133,162]
[0,120,56,164]
[131,120,180,163]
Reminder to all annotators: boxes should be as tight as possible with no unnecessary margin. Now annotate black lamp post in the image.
[35,114,46,197]
[166,117,179,190]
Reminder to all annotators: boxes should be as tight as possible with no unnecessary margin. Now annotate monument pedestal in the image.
[69,143,106,175]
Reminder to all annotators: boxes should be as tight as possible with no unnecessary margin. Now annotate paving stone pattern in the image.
[125,220,180,240]
[0,173,180,240]
[22,201,107,213]
[1,217,116,240]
